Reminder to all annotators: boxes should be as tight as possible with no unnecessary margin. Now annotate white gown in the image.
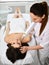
[6,13,31,34]
[8,18,26,34]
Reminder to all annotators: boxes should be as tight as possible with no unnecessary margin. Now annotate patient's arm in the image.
[25,21,30,30]
[5,21,10,36]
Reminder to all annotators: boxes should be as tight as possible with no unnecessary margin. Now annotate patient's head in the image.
[6,43,29,63]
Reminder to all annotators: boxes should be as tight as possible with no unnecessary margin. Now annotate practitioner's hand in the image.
[20,46,28,53]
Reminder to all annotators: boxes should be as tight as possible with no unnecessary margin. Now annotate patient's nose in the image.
[17,40,21,45]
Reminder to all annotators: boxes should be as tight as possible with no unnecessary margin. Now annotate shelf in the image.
[0,6,12,14]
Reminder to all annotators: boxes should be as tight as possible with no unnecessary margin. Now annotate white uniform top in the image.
[34,20,49,47]
[33,20,49,64]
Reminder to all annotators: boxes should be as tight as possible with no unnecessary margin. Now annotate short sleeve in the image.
[23,14,31,24]
[7,14,13,22]
[7,15,10,22]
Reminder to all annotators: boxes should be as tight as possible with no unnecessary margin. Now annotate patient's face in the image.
[11,43,21,48]
[11,40,21,48]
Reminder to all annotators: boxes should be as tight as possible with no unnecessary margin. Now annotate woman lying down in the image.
[4,8,31,63]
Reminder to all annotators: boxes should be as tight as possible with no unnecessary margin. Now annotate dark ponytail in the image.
[39,1,48,35]
[30,1,48,35]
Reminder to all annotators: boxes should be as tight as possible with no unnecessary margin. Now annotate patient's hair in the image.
[6,43,29,63]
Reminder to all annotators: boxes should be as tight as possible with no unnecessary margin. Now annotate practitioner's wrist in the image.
[27,46,32,51]
[26,46,30,51]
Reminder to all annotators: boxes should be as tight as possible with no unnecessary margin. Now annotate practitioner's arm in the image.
[20,45,43,53]
[21,23,34,43]
[21,21,32,43]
